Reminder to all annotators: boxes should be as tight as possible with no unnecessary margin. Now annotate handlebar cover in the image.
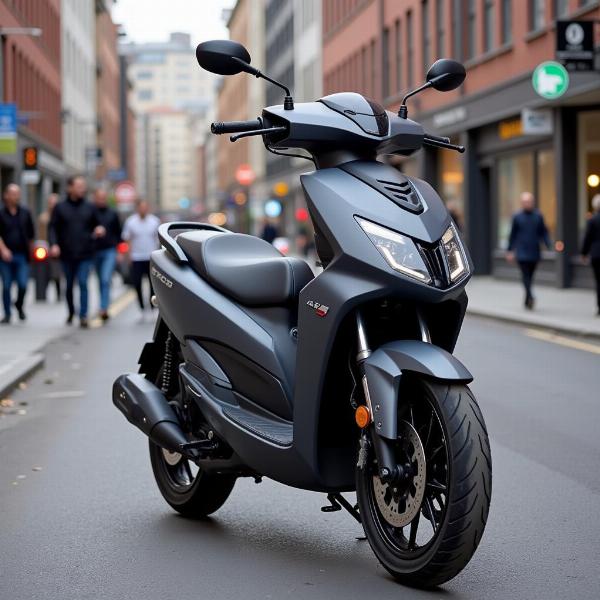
[211,119,262,134]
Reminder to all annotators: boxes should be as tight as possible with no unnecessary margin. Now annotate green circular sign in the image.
[532,61,569,100]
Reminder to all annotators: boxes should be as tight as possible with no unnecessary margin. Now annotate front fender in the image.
[363,340,473,440]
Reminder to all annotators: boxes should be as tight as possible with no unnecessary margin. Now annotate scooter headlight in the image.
[356,217,431,284]
[441,223,468,283]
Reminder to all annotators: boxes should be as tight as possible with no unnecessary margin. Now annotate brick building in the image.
[0,0,64,212]
[323,0,600,288]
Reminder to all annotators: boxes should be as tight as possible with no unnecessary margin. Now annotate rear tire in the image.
[149,441,235,518]
[356,378,492,587]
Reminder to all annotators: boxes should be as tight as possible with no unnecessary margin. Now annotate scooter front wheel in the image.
[356,378,492,587]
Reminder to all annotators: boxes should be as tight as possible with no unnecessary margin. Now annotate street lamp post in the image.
[0,27,43,101]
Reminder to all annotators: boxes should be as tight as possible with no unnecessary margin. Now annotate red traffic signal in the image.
[23,146,38,170]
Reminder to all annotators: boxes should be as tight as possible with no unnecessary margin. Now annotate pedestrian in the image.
[506,191,551,310]
[0,184,35,323]
[93,187,121,321]
[49,175,105,328]
[37,193,62,301]
[581,194,600,316]
[121,199,160,312]
[260,217,279,244]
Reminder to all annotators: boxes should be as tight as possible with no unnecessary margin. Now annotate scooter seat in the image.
[176,230,314,307]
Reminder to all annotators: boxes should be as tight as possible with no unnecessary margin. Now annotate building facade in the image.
[217,0,265,231]
[61,0,96,176]
[323,0,600,288]
[0,0,64,213]
[95,0,120,183]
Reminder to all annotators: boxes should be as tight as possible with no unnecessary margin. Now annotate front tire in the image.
[356,378,492,587]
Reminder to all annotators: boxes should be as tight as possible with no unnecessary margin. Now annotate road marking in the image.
[89,290,136,329]
[524,328,600,355]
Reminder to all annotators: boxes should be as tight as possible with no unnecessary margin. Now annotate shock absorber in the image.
[161,331,173,395]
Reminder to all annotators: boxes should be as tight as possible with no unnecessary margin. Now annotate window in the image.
[466,0,477,60]
[483,0,494,52]
[554,0,569,18]
[395,19,402,92]
[438,138,465,229]
[137,71,153,80]
[406,10,414,87]
[436,0,445,58]
[370,39,376,98]
[137,89,153,101]
[452,0,462,60]
[578,111,600,239]
[529,0,545,31]
[422,0,430,72]
[537,150,557,241]
[382,28,390,99]
[501,0,512,44]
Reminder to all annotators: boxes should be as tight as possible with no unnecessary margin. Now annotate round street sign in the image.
[235,164,255,186]
[115,181,136,204]
[532,61,569,100]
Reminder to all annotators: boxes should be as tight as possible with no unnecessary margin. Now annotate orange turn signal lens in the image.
[355,405,371,429]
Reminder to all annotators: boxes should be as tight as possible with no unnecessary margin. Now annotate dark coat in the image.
[582,212,600,260]
[94,206,122,251]
[508,209,551,262]
[0,204,35,260]
[49,196,100,261]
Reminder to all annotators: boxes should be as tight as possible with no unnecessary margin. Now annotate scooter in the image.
[113,39,492,588]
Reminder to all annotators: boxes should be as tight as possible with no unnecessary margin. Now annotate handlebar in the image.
[423,132,465,154]
[211,119,262,134]
[423,132,450,144]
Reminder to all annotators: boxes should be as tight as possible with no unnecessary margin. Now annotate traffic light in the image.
[23,146,38,170]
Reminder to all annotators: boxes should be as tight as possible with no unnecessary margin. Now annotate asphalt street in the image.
[1,302,599,600]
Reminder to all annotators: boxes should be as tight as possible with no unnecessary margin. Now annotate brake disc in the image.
[372,420,426,528]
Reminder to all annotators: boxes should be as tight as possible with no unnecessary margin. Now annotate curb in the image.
[466,308,600,341]
[0,353,45,399]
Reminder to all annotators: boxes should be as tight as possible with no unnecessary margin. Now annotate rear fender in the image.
[363,340,473,440]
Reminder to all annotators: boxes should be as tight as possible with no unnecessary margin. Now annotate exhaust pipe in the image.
[113,374,189,453]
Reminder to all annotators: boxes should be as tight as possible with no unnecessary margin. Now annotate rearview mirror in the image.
[196,39,253,76]
[426,59,466,92]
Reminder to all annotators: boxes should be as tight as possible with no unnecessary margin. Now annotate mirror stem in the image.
[232,57,294,110]
[398,81,432,119]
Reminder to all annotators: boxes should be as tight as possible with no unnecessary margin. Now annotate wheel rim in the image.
[159,447,200,492]
[367,394,449,557]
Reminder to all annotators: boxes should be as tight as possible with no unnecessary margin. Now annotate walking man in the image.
[38,193,62,300]
[121,199,160,312]
[93,187,121,321]
[582,194,600,316]
[0,184,34,323]
[49,175,105,328]
[506,191,551,310]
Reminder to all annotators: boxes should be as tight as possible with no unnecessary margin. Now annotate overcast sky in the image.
[113,0,236,45]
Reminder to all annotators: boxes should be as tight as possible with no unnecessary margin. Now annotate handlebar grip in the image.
[211,119,262,134]
[424,132,451,144]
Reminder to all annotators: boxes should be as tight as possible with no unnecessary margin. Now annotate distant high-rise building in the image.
[120,32,216,211]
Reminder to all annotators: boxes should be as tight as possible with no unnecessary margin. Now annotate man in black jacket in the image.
[0,184,34,323]
[582,194,600,316]
[49,175,105,327]
[93,187,121,321]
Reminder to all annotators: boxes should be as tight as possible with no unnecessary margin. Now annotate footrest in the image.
[222,405,293,447]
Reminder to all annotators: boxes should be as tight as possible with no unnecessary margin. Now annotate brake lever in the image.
[423,137,465,153]
[230,126,287,142]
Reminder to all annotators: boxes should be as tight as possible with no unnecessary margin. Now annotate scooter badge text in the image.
[151,267,173,289]
[307,300,330,317]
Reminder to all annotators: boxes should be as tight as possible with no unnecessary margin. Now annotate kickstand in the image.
[321,493,362,525]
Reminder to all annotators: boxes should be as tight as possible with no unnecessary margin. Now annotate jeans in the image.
[0,253,29,318]
[592,258,600,312]
[61,259,93,318]
[94,247,117,311]
[130,260,153,310]
[518,260,538,303]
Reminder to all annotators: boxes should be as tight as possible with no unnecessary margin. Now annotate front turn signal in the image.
[355,405,371,429]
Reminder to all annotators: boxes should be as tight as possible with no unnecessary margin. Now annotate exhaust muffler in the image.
[113,374,189,453]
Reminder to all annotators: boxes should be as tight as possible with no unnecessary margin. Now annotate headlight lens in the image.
[356,217,431,283]
[441,223,468,282]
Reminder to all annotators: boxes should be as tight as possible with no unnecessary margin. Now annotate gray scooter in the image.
[113,39,492,588]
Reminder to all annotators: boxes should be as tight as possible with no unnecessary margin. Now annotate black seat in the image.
[176,230,314,307]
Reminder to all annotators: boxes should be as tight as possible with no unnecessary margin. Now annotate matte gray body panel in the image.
[363,340,473,440]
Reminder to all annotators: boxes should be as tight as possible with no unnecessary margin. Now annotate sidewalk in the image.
[466,276,600,339]
[0,275,129,398]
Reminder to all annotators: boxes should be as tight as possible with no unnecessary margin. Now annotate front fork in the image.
[355,309,429,484]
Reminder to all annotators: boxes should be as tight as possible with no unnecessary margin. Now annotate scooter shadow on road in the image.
[147,512,460,596]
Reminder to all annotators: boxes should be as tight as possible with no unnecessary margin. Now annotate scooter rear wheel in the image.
[149,440,236,517]
[356,377,492,587]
